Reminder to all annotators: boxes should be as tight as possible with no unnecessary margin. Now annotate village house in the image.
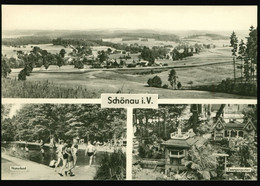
[212,118,256,141]
[138,60,149,67]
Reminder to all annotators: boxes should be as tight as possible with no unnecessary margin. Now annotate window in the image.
[224,130,229,137]
[179,150,184,155]
[238,131,243,137]
[231,130,237,137]
[170,150,179,155]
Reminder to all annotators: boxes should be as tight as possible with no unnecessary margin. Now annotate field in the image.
[3,46,254,99]
[2,44,73,58]
[103,38,180,48]
[2,35,256,99]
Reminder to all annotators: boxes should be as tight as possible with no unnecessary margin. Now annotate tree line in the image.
[16,47,66,80]
[2,36,52,46]
[1,104,126,144]
[230,26,257,83]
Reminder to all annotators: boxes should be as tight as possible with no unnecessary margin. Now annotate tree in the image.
[215,104,226,121]
[1,105,16,141]
[228,136,257,180]
[245,26,257,82]
[59,49,66,58]
[168,69,178,89]
[56,54,64,69]
[107,48,112,54]
[185,145,217,180]
[94,150,126,180]
[98,50,109,63]
[230,31,238,83]
[238,39,246,82]
[140,46,155,64]
[8,104,126,143]
[177,81,182,89]
[1,55,12,78]
[74,60,84,69]
[147,75,162,88]
[18,69,27,80]
[242,105,257,128]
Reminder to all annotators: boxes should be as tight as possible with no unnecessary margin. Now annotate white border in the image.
[1,98,257,105]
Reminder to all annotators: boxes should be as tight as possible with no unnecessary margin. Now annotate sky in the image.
[2,5,258,31]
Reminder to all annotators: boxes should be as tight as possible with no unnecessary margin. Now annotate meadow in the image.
[2,44,73,58]
[103,38,180,48]
[2,38,255,99]
[2,58,253,99]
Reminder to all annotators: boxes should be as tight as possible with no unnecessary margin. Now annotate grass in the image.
[2,46,255,99]
[105,38,179,48]
[2,44,72,58]
[1,78,98,98]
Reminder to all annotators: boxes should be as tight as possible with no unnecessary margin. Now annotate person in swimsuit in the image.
[85,141,96,166]
[55,140,64,172]
[71,144,78,168]
[64,143,75,176]
[71,138,79,168]
[58,141,68,176]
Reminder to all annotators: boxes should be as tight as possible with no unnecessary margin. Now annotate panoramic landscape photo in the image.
[1,103,126,180]
[1,5,257,98]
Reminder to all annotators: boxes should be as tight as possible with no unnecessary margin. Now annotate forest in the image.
[1,104,126,144]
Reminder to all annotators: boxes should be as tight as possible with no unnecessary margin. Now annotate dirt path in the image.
[1,154,97,180]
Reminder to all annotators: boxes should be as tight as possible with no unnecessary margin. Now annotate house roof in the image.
[213,119,255,131]
[186,136,207,147]
[224,122,245,130]
[161,139,190,148]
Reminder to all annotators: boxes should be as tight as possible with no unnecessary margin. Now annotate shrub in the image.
[177,82,182,89]
[138,144,147,158]
[94,149,126,180]
[162,84,169,89]
[18,69,27,80]
[127,64,136,68]
[147,75,162,88]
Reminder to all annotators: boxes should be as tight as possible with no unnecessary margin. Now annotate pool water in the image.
[2,143,106,167]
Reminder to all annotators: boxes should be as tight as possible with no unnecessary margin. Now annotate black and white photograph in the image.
[132,104,257,180]
[1,103,126,180]
[1,4,258,182]
[1,5,257,99]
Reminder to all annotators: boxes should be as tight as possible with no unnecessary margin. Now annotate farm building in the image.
[138,60,149,67]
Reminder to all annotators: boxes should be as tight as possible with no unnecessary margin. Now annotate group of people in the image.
[53,139,96,177]
[53,138,79,177]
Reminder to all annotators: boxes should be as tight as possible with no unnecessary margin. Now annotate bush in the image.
[127,63,136,68]
[162,84,169,89]
[18,69,27,80]
[216,78,256,96]
[138,144,147,158]
[74,61,84,69]
[94,149,126,180]
[190,78,256,97]
[147,75,162,88]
